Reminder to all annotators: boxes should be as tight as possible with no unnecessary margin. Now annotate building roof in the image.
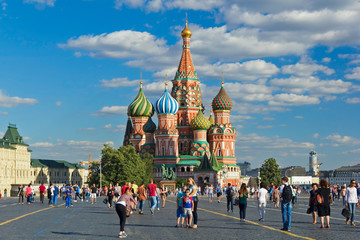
[31,159,85,169]
[0,124,29,148]
[177,160,200,166]
[335,164,360,172]
[190,109,211,130]
[212,84,232,111]
[143,117,157,133]
[155,88,179,115]
[128,83,154,117]
[123,117,133,146]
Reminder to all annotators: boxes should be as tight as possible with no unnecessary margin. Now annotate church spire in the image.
[174,18,197,80]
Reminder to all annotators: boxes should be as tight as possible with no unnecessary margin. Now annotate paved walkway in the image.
[0,195,359,239]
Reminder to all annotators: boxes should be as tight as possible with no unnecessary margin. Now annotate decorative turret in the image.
[155,82,179,115]
[143,117,156,133]
[129,80,154,152]
[181,20,192,38]
[190,109,211,130]
[123,116,133,146]
[212,81,232,112]
[128,81,154,118]
[208,110,215,125]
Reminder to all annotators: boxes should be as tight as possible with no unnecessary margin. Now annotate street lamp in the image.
[99,160,102,191]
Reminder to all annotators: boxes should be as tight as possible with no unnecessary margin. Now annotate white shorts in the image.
[184,208,192,217]
[91,193,97,199]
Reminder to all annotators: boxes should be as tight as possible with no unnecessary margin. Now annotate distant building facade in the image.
[328,164,360,185]
[0,124,88,197]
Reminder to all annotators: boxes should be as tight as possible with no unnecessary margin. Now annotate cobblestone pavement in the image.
[0,195,359,240]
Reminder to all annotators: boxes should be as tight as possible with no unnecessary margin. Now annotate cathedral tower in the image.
[128,81,154,152]
[171,21,202,155]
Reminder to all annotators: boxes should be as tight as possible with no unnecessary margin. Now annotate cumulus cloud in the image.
[346,97,360,104]
[269,93,320,106]
[257,125,273,129]
[55,101,62,106]
[92,106,128,117]
[0,111,8,115]
[0,90,38,107]
[324,134,360,146]
[345,67,360,80]
[23,0,56,8]
[79,128,95,131]
[103,124,112,129]
[31,142,55,147]
[100,77,143,88]
[281,62,334,77]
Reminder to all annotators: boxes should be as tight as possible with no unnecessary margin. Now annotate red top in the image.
[147,184,157,197]
[122,186,130,195]
[39,185,46,194]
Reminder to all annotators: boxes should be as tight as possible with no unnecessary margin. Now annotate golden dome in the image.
[181,21,192,38]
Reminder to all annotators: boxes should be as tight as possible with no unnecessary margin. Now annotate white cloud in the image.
[295,116,304,119]
[0,111,8,115]
[111,124,126,132]
[0,90,38,107]
[270,76,352,96]
[23,136,32,141]
[269,93,320,106]
[313,133,319,139]
[257,125,273,129]
[230,115,255,123]
[263,117,275,121]
[59,30,168,59]
[346,97,360,104]
[345,67,360,80]
[79,128,95,131]
[92,106,128,117]
[55,101,62,106]
[103,124,112,129]
[100,77,142,88]
[114,0,145,9]
[322,57,331,63]
[23,0,56,8]
[324,134,360,146]
[281,62,334,77]
[2,2,7,11]
[31,142,55,147]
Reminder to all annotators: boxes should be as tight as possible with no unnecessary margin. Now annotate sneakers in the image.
[157,208,160,211]
[119,232,127,238]
[150,209,154,215]
[280,228,288,231]
[346,219,350,224]
[351,222,356,226]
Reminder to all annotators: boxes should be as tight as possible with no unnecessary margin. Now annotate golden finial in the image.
[165,73,168,89]
[181,13,192,38]
[140,72,143,88]
[221,72,224,87]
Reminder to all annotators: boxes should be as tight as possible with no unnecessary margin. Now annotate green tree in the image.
[176,177,188,188]
[87,162,108,187]
[259,158,281,186]
[100,144,153,185]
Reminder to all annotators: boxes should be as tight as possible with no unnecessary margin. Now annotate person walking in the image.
[188,177,198,229]
[317,179,331,228]
[114,183,121,201]
[26,184,32,204]
[160,184,168,208]
[131,181,138,209]
[238,183,249,222]
[147,179,157,215]
[208,184,214,203]
[53,185,59,205]
[65,185,72,208]
[108,184,114,208]
[18,184,24,204]
[226,183,234,212]
[272,186,280,208]
[39,182,46,204]
[48,184,54,205]
[257,182,268,221]
[115,189,137,238]
[216,184,222,203]
[309,183,318,224]
[279,176,293,231]
[90,184,97,204]
[137,182,146,215]
[345,179,358,226]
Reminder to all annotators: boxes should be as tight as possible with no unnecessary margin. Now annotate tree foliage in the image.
[259,158,281,186]
[95,144,153,186]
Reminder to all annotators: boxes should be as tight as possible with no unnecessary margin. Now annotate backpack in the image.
[226,187,235,197]
[282,184,292,203]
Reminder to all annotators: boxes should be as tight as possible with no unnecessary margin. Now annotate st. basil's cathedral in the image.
[123,21,240,188]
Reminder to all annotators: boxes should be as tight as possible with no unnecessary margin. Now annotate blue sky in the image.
[1,0,360,170]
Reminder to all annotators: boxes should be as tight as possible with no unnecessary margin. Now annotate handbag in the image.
[306,208,311,214]
[126,209,131,217]
[341,207,350,218]
[234,198,239,206]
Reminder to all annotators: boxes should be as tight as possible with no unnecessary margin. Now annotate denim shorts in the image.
[177,207,185,218]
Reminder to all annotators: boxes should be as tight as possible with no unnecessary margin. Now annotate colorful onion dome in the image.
[181,21,192,38]
[143,117,156,133]
[190,109,211,130]
[212,83,232,111]
[155,89,179,115]
[209,111,215,125]
[128,84,154,117]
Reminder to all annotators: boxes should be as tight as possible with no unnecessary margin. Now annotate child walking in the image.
[182,189,194,228]
[176,186,187,227]
[65,186,72,208]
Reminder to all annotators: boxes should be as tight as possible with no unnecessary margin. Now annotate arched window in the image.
[186,167,190,172]
[218,149,222,156]
[162,147,165,156]
[181,167,185,172]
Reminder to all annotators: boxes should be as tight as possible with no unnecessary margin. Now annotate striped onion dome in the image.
[128,86,154,117]
[155,89,179,115]
[190,109,211,130]
[212,85,232,111]
[143,117,156,133]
